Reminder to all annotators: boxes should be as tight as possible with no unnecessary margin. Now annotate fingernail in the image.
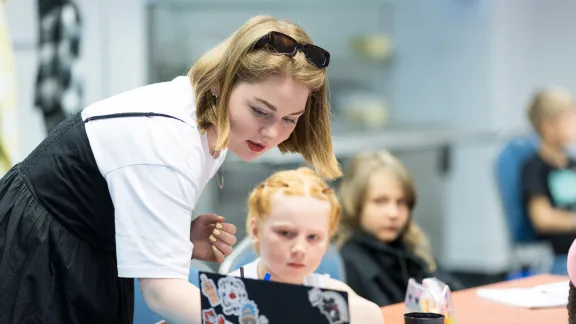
[216,223,223,229]
[212,245,218,252]
[213,229,221,235]
[209,235,217,242]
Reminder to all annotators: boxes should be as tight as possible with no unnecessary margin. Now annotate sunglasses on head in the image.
[253,31,330,69]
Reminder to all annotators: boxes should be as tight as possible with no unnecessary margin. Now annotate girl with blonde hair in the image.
[336,151,462,306]
[0,15,339,324]
[229,167,384,323]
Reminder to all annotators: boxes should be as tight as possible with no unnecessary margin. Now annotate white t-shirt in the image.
[82,76,227,280]
[228,258,329,288]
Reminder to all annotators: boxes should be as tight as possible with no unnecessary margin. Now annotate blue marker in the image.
[263,273,271,281]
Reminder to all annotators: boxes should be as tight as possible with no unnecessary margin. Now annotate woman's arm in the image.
[139,278,201,324]
[324,278,385,324]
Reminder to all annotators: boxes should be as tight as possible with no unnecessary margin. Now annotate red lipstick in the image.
[247,140,266,152]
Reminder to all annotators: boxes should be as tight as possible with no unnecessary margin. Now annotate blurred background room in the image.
[5,0,576,291]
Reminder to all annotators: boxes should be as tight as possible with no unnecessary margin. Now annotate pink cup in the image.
[567,239,576,284]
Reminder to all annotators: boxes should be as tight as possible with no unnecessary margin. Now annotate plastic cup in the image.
[404,312,445,324]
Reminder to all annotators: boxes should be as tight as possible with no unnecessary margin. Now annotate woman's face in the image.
[251,193,331,285]
[226,75,310,161]
[359,170,410,243]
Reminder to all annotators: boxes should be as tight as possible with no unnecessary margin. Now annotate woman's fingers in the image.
[197,213,224,225]
[210,236,234,257]
[209,222,236,257]
[215,222,237,235]
[207,222,236,262]
[212,225,236,246]
[211,245,225,263]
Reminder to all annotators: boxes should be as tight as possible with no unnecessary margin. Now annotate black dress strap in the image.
[83,112,186,124]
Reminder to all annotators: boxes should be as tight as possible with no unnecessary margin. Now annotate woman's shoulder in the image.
[82,76,197,127]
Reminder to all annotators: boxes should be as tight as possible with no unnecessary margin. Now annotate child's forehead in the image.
[265,193,331,227]
[269,192,329,210]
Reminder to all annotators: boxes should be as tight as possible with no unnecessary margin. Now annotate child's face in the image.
[360,170,410,243]
[252,193,331,284]
[543,108,576,146]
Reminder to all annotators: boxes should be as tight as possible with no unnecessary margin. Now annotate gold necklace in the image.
[211,147,224,189]
[207,126,224,189]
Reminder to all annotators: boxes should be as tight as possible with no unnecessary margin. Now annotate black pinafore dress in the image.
[0,111,184,324]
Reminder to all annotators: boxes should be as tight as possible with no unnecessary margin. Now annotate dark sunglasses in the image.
[253,31,330,68]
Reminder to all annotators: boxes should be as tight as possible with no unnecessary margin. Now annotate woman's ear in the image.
[210,84,221,98]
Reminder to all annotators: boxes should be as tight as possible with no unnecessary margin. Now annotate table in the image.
[380,274,568,324]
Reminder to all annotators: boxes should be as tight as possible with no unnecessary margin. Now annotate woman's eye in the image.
[251,107,268,116]
[283,117,297,124]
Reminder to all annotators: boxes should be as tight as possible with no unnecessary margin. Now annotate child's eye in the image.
[308,234,319,241]
[374,197,388,204]
[279,230,294,238]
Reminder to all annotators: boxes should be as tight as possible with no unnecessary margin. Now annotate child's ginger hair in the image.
[246,167,340,252]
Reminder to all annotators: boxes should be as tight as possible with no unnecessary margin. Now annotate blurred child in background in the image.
[336,150,462,307]
[522,87,576,275]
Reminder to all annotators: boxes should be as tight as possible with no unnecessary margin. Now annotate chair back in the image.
[495,135,539,243]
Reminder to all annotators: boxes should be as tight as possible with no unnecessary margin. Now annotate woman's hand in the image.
[190,214,237,263]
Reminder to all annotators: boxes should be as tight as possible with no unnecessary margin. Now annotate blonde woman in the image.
[230,167,384,323]
[336,151,462,306]
[0,16,340,324]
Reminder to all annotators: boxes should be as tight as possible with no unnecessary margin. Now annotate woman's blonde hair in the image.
[335,150,437,272]
[246,167,340,253]
[188,15,341,180]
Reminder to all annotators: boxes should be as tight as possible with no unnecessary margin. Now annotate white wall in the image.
[6,0,43,160]
[391,0,492,130]
[6,0,146,160]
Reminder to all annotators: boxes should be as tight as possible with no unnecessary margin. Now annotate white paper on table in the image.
[476,280,569,309]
